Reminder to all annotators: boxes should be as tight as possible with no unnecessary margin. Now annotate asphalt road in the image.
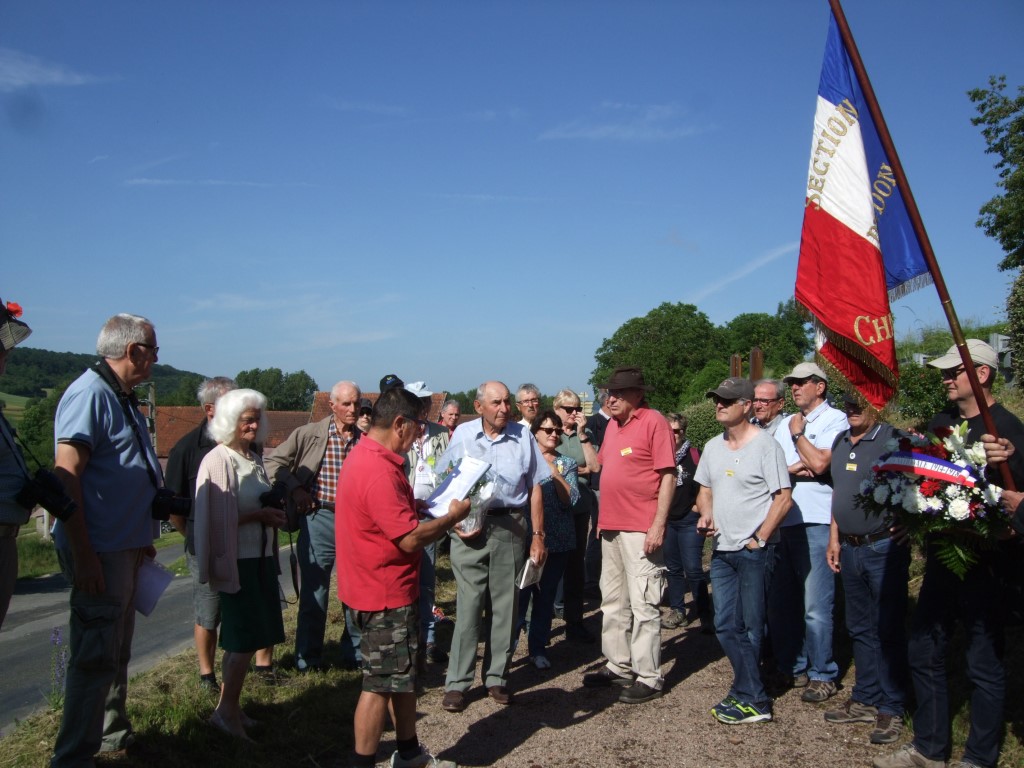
[0,543,298,737]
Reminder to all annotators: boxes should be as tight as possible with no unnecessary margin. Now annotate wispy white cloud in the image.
[124,177,314,189]
[0,47,102,92]
[127,153,189,175]
[88,155,110,165]
[539,101,702,142]
[323,97,408,117]
[687,243,797,303]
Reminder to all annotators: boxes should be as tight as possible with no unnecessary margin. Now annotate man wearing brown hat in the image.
[582,366,675,704]
[0,296,33,629]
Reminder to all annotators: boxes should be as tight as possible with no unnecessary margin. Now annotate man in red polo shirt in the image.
[582,366,675,705]
[337,387,470,768]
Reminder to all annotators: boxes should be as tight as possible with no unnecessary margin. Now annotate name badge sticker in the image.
[620,447,632,456]
[846,463,857,472]
[725,469,735,477]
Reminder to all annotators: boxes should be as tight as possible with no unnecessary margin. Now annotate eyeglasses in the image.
[137,343,159,355]
[517,398,540,406]
[536,426,560,435]
[940,366,966,380]
[752,397,782,405]
[559,406,581,413]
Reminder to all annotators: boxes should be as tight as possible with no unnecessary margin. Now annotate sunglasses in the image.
[536,426,560,435]
[559,406,582,413]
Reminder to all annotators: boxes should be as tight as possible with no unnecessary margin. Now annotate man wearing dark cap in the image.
[356,398,373,435]
[265,379,362,671]
[695,377,791,724]
[768,361,847,703]
[0,296,33,629]
[581,366,675,704]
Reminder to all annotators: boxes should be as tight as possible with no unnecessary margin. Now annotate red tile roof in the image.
[152,406,313,458]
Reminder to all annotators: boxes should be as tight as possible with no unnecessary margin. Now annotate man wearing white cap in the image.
[767,361,848,703]
[876,339,1024,768]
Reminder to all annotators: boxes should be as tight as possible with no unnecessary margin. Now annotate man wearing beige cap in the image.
[0,296,34,629]
[876,339,1024,768]
[767,361,847,703]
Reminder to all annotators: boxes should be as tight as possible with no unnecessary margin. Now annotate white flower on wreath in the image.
[902,489,924,514]
[965,443,987,466]
[982,485,1002,506]
[948,497,971,521]
[873,484,890,505]
[926,495,944,513]
[860,479,873,495]
[944,484,961,500]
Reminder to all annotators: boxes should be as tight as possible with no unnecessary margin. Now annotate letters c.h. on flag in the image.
[796,10,930,410]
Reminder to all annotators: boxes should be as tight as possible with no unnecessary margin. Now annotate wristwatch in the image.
[754,534,767,548]
[791,430,805,444]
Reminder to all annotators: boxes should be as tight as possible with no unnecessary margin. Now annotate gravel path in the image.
[400,606,888,768]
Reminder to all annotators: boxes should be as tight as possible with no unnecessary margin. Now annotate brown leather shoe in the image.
[441,690,466,712]
[487,685,512,705]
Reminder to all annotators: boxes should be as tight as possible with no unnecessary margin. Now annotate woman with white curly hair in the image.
[194,388,286,741]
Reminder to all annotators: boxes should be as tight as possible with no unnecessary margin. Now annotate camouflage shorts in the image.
[353,604,419,694]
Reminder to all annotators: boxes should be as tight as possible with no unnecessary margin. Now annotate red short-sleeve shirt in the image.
[336,437,419,612]
[597,406,675,532]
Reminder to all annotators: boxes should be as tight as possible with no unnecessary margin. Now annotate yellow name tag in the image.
[620,447,632,456]
[725,469,735,477]
[846,463,857,472]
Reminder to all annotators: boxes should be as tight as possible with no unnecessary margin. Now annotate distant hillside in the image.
[2,346,207,402]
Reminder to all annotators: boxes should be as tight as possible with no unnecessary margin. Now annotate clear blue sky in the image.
[2,1,1021,400]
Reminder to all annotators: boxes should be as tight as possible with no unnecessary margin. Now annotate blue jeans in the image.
[52,548,143,768]
[518,551,569,657]
[767,523,838,681]
[663,512,710,617]
[909,544,1006,767]
[418,542,437,645]
[839,536,910,716]
[710,546,770,704]
[296,509,360,668]
[584,490,602,591]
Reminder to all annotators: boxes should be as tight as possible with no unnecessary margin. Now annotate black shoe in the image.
[618,681,663,704]
[565,623,595,644]
[426,643,449,663]
[199,675,219,694]
[583,667,634,688]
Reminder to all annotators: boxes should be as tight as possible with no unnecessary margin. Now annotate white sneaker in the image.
[532,655,551,670]
[390,747,457,768]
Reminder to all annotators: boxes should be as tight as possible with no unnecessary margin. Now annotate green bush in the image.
[681,398,720,451]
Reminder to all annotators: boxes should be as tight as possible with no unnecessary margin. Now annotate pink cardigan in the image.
[193,443,261,594]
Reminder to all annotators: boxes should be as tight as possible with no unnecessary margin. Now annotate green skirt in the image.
[219,556,285,653]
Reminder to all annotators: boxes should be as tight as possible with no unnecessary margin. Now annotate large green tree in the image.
[969,76,1024,382]
[235,368,319,411]
[591,302,722,412]
[722,298,813,375]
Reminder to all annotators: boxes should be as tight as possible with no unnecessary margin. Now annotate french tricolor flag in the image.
[796,10,930,410]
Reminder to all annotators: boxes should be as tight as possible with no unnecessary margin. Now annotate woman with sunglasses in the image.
[517,409,579,669]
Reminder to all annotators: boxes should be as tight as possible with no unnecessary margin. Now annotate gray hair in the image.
[516,383,540,402]
[476,381,510,401]
[595,389,608,406]
[95,313,154,359]
[331,380,360,401]
[441,400,460,414]
[754,378,785,399]
[197,377,236,406]
[209,389,268,444]
[552,388,581,409]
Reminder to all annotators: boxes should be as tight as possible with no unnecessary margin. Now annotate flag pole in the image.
[827,0,1014,489]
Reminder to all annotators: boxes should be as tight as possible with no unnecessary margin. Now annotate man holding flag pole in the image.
[799,2,1021,766]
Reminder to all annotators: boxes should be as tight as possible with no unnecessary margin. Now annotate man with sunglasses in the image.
[695,377,791,724]
[751,379,787,436]
[876,339,1024,768]
[767,362,848,704]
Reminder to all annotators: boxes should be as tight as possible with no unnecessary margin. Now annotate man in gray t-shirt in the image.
[695,377,792,726]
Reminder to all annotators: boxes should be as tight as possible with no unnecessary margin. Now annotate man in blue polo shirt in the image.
[51,313,162,768]
[439,380,549,713]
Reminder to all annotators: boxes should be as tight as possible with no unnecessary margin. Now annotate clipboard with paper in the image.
[424,455,492,519]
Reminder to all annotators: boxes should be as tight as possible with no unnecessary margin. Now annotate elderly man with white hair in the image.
[50,313,163,767]
[266,379,363,672]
